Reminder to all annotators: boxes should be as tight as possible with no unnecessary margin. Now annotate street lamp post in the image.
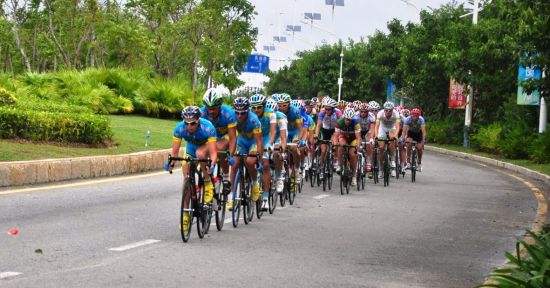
[462,0,480,148]
[337,47,344,102]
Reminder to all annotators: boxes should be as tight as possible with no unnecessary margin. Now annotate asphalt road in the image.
[0,152,538,288]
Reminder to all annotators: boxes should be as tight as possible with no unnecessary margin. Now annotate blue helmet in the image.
[233,96,250,112]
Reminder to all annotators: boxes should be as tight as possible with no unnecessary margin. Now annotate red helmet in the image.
[411,108,421,116]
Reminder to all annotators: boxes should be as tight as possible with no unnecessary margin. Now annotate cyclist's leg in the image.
[336,135,345,171]
[246,141,260,201]
[349,139,358,177]
[216,136,230,179]
[195,144,213,204]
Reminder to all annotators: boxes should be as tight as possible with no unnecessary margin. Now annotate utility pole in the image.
[463,0,479,148]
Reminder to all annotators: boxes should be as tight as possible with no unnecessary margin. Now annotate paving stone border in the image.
[0,149,171,187]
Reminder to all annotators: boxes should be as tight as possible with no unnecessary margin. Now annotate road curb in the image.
[425,146,550,185]
[0,149,171,188]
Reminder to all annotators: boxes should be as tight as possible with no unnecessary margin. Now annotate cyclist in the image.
[229,97,263,203]
[266,98,288,194]
[402,108,426,172]
[315,97,341,179]
[166,106,218,230]
[374,101,400,178]
[337,99,347,111]
[277,94,305,183]
[334,108,362,186]
[398,108,410,169]
[250,94,277,210]
[200,88,237,185]
[357,102,375,173]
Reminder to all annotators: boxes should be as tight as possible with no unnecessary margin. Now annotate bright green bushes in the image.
[0,68,194,144]
[472,123,502,153]
[0,87,17,105]
[529,131,550,164]
[426,117,462,145]
[0,106,112,144]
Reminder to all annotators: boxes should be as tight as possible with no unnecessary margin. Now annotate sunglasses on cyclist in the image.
[236,110,248,116]
[251,106,263,110]
[185,121,199,126]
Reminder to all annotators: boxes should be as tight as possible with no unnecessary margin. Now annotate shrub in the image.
[529,130,550,164]
[499,121,534,159]
[134,78,193,118]
[0,106,112,144]
[472,123,502,153]
[0,87,17,105]
[478,230,550,287]
[426,117,463,145]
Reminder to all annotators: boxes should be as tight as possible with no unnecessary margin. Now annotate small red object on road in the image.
[7,227,19,237]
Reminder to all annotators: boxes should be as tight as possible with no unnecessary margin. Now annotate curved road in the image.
[0,152,538,287]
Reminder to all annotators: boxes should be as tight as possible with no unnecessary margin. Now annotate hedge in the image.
[0,106,112,144]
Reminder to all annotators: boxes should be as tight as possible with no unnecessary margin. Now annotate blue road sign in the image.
[243,54,270,74]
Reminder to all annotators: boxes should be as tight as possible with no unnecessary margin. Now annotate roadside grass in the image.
[0,115,178,161]
[432,143,550,176]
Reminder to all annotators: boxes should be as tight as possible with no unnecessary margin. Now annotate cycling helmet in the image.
[338,100,347,107]
[402,109,410,117]
[277,93,291,103]
[353,100,361,107]
[202,88,223,107]
[181,106,201,122]
[249,93,266,107]
[322,97,337,108]
[233,96,250,112]
[311,97,318,104]
[343,108,356,119]
[266,99,277,111]
[383,101,394,110]
[359,102,369,111]
[368,101,380,111]
[411,108,421,116]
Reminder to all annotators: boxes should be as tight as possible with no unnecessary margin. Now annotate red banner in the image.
[448,79,467,109]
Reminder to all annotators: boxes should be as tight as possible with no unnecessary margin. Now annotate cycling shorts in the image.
[321,128,335,141]
[237,136,257,155]
[377,126,396,140]
[338,134,358,146]
[407,131,423,143]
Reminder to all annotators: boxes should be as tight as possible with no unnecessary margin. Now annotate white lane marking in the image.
[108,239,161,252]
[478,163,488,167]
[313,194,330,199]
[0,169,181,196]
[0,272,22,279]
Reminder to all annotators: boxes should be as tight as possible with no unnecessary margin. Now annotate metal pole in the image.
[463,0,479,148]
[337,46,344,102]
[540,97,547,133]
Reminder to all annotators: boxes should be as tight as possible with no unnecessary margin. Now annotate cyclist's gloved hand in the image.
[228,155,236,166]
[265,143,273,151]
[163,160,172,172]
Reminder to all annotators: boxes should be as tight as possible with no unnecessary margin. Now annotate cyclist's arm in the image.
[367,123,375,142]
[390,119,400,139]
[171,137,182,157]
[374,120,380,140]
[401,124,409,140]
[315,117,322,138]
[354,124,361,148]
[228,126,237,155]
[269,122,276,146]
[207,139,217,166]
[254,131,263,156]
[279,117,288,151]
[333,128,341,146]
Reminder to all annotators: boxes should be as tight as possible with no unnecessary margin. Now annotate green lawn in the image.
[0,115,178,161]
[431,144,550,176]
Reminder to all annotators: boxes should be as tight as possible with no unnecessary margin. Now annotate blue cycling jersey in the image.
[236,111,262,139]
[173,118,217,145]
[281,106,303,133]
[274,111,287,141]
[199,104,237,138]
[256,108,277,138]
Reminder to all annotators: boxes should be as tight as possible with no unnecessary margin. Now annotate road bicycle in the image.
[231,153,259,228]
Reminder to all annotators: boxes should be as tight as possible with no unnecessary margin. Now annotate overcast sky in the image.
[248,0,463,70]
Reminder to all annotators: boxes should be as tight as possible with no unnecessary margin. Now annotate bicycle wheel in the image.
[256,198,263,219]
[288,172,296,205]
[196,203,208,239]
[243,177,254,224]
[232,170,242,228]
[411,149,417,183]
[395,148,401,180]
[180,182,194,243]
[215,189,226,231]
[383,150,390,187]
[269,184,277,214]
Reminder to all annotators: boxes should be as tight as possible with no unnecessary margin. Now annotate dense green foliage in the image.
[267,0,548,160]
[0,106,111,144]
[0,0,256,92]
[479,229,550,288]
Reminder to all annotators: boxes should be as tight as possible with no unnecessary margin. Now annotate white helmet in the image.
[343,108,356,119]
[322,97,337,108]
[368,101,380,111]
[383,101,394,110]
